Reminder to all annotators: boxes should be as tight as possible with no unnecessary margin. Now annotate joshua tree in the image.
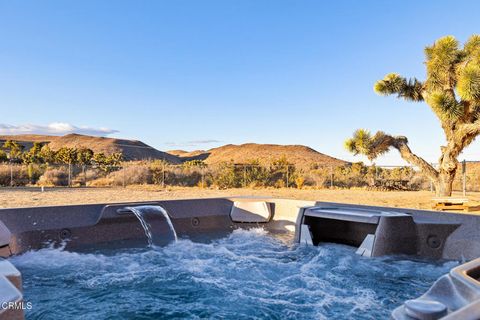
[76,147,94,166]
[2,140,24,162]
[345,35,480,197]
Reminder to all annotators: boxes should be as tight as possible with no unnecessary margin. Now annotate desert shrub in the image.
[407,174,430,191]
[333,162,369,188]
[307,168,332,188]
[0,164,29,186]
[109,165,152,186]
[274,179,286,188]
[87,177,114,187]
[37,167,69,186]
[243,160,268,187]
[268,156,296,187]
[168,166,203,186]
[0,150,7,162]
[150,162,205,187]
[212,162,240,189]
[26,163,45,184]
[295,176,305,189]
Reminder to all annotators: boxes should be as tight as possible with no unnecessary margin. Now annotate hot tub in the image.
[1,198,480,319]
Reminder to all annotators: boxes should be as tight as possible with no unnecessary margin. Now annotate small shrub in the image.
[37,167,69,186]
[0,164,29,186]
[212,163,240,189]
[87,177,114,187]
[274,179,286,188]
[109,165,152,186]
[295,176,305,189]
[26,164,44,184]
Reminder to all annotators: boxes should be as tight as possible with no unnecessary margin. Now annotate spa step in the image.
[295,206,416,257]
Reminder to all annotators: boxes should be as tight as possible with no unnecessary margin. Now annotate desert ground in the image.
[0,186,478,212]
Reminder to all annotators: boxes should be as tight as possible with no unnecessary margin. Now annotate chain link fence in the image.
[0,160,477,193]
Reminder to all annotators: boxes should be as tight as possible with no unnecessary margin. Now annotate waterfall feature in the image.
[124,205,178,247]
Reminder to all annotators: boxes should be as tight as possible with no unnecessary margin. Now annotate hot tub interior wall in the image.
[1,199,480,260]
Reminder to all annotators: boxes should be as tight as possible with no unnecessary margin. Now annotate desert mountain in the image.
[0,134,347,167]
[168,143,347,168]
[0,134,180,163]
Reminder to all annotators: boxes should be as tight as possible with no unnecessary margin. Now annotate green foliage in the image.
[374,73,424,102]
[107,153,123,166]
[2,140,24,162]
[212,162,239,189]
[457,64,480,101]
[55,147,78,165]
[429,91,463,121]
[22,142,44,164]
[372,35,480,127]
[92,152,122,173]
[268,156,296,187]
[344,130,396,161]
[92,152,107,166]
[182,160,207,169]
[39,146,56,164]
[244,159,268,187]
[76,148,94,165]
[26,163,43,183]
[0,150,7,162]
[295,175,305,189]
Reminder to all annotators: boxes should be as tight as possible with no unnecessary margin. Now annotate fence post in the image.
[286,165,289,188]
[462,159,466,196]
[243,165,247,188]
[9,162,13,187]
[430,162,434,193]
[330,166,334,188]
[122,164,126,188]
[201,166,205,188]
[68,163,71,187]
[162,162,165,188]
[83,165,87,187]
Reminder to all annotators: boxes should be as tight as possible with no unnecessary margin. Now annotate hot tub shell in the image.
[1,198,480,319]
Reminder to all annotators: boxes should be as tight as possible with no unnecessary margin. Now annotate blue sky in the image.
[1,1,479,165]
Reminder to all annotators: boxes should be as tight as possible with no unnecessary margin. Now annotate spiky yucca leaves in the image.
[344,129,371,156]
[347,35,480,196]
[345,130,397,161]
[374,35,480,126]
[374,74,424,102]
[457,64,480,101]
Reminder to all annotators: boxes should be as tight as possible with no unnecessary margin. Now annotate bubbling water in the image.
[12,228,456,320]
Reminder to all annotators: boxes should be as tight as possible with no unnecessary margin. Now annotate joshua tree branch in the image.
[388,136,439,180]
[457,121,480,138]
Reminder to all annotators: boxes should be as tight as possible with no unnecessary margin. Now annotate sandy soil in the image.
[1,186,478,211]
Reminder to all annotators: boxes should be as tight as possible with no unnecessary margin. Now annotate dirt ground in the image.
[1,186,478,211]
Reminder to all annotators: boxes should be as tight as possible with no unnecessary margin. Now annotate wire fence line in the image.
[0,160,478,193]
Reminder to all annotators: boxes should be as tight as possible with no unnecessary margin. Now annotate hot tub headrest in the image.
[0,221,11,248]
[230,201,273,223]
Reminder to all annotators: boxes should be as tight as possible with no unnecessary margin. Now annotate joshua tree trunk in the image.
[386,135,460,197]
[435,171,455,197]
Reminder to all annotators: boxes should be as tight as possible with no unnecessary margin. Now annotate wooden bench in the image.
[432,197,480,212]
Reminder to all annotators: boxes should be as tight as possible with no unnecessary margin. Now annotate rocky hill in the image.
[168,143,347,168]
[0,134,347,167]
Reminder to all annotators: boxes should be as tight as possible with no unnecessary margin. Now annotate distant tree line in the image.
[0,140,437,190]
[0,140,123,167]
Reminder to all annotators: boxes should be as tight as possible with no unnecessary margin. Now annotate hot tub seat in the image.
[295,206,418,257]
[392,257,480,319]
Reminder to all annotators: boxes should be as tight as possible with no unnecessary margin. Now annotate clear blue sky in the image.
[1,1,479,165]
